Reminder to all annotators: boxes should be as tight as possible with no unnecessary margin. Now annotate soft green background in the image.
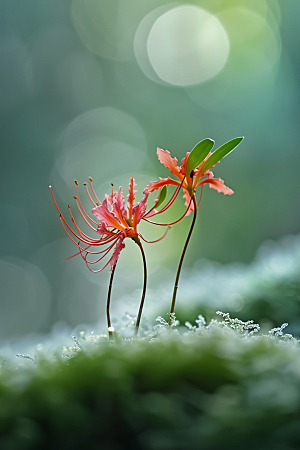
[0,0,299,338]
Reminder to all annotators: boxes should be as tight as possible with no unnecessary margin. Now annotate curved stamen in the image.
[79,247,113,273]
[157,176,186,214]
[73,194,98,228]
[63,233,119,261]
[50,187,94,245]
[62,201,119,247]
[81,242,117,264]
[68,204,99,241]
[138,226,170,243]
[74,182,98,225]
[49,186,65,217]
[144,176,186,220]
[73,197,97,231]
[59,216,97,247]
[63,245,91,261]
[197,185,204,208]
[143,196,192,227]
[88,176,101,205]
[60,217,121,254]
[83,181,97,207]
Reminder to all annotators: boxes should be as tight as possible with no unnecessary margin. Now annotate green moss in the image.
[1,326,300,449]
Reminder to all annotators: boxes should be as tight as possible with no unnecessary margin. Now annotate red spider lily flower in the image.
[50,176,168,273]
[92,179,148,270]
[145,137,244,323]
[147,139,242,216]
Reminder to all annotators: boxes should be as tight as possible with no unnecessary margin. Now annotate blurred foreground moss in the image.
[1,322,300,450]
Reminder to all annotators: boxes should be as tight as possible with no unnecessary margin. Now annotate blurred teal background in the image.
[0,0,299,339]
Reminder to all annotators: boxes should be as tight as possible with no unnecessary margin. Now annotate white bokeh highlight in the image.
[146,5,230,86]
[52,107,149,204]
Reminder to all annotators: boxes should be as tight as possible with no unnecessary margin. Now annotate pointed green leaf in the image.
[201,137,244,173]
[186,138,215,175]
[146,186,167,216]
[155,185,167,210]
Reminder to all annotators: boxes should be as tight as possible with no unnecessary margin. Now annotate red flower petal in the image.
[112,187,128,227]
[109,232,126,270]
[157,148,181,177]
[127,176,137,220]
[179,152,190,175]
[197,177,234,195]
[92,199,124,231]
[132,189,149,231]
[147,177,180,193]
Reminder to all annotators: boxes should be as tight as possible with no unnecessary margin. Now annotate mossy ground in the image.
[1,323,300,450]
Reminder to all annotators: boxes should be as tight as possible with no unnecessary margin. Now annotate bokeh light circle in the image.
[217,7,281,76]
[134,4,176,85]
[146,5,230,86]
[71,0,137,61]
[52,107,149,204]
[185,6,281,110]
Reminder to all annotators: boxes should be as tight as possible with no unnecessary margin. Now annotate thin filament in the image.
[138,227,170,243]
[143,177,185,219]
[83,182,97,207]
[74,181,98,224]
[81,242,116,265]
[50,187,93,244]
[197,185,204,207]
[143,196,192,227]
[157,176,186,214]
[73,193,98,225]
[88,177,101,205]
[80,250,112,273]
[60,217,121,255]
[68,205,99,241]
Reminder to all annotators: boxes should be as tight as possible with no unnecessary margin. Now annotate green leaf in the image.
[186,138,215,175]
[201,137,244,173]
[146,186,167,216]
[155,185,167,209]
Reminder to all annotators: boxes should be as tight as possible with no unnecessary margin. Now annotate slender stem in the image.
[169,195,197,324]
[134,242,147,337]
[107,260,117,340]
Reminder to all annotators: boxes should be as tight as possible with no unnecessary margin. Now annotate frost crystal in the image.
[269,323,288,337]
[216,311,260,336]
[16,354,37,363]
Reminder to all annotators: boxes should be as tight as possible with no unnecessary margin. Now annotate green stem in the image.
[134,242,147,337]
[107,260,117,340]
[169,195,197,325]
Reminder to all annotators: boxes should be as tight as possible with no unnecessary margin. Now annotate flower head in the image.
[50,177,155,272]
[92,177,149,265]
[147,137,243,215]
[148,151,231,215]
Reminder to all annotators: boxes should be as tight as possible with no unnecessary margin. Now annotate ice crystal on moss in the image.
[185,314,207,332]
[168,312,180,327]
[154,314,179,334]
[269,323,288,337]
[16,354,37,363]
[216,311,260,335]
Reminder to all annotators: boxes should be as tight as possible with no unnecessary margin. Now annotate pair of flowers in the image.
[50,137,243,337]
